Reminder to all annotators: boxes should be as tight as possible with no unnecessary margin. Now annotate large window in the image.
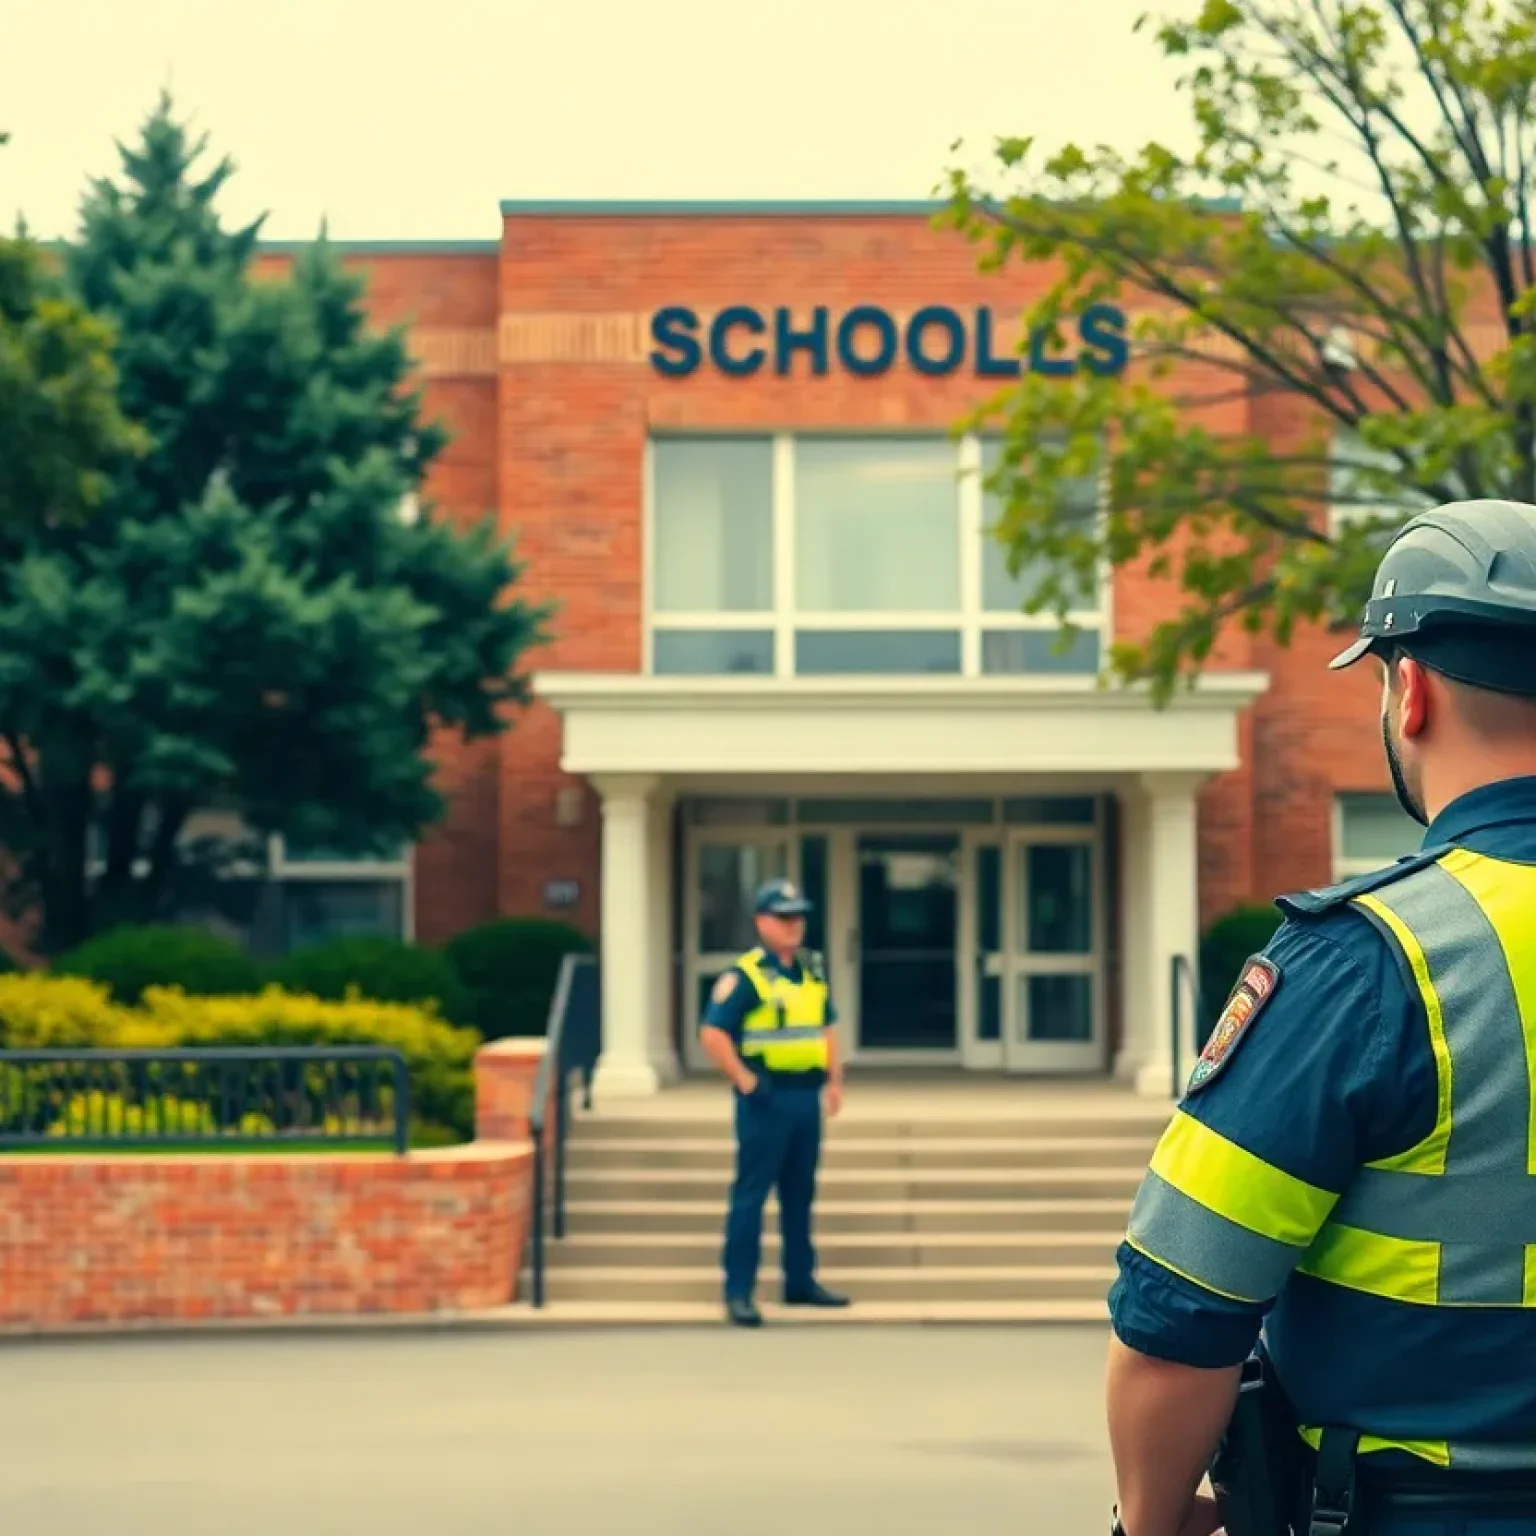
[648,434,1106,677]
[1333,792,1422,880]
[86,809,412,958]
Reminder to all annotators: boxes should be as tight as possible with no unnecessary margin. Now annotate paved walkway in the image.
[1,1325,1117,1534]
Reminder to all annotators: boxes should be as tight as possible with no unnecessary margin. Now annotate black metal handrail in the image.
[526,952,601,1307]
[1170,954,1203,1096]
[0,1047,411,1153]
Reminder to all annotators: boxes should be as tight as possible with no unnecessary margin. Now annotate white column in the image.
[645,791,680,1084]
[1134,772,1204,1099]
[591,773,662,1099]
[1113,784,1151,1085]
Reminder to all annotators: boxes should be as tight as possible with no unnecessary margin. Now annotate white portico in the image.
[535,671,1268,1100]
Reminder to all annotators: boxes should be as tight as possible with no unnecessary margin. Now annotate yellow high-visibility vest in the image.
[736,947,830,1076]
[1125,844,1536,1472]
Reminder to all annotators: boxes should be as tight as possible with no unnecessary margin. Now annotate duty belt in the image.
[1307,1433,1536,1532]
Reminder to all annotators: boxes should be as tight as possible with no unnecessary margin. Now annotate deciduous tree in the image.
[942,0,1536,696]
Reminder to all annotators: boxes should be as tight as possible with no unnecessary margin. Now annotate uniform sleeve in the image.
[1110,910,1436,1367]
[699,967,753,1046]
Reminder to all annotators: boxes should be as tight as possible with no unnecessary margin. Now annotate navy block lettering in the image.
[649,306,702,376]
[710,306,767,377]
[775,306,831,376]
[836,306,900,376]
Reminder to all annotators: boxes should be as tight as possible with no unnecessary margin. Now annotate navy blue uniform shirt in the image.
[1110,775,1536,1377]
[700,949,837,1085]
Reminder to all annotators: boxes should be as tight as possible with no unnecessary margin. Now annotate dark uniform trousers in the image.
[722,1080,821,1301]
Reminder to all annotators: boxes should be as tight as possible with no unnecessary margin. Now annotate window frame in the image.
[83,815,415,947]
[1330,792,1422,882]
[270,836,417,944]
[643,431,1112,679]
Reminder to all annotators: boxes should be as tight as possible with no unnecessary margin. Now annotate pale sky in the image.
[1,0,1197,240]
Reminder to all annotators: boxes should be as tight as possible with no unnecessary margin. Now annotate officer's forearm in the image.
[699,1026,755,1091]
[1106,1336,1240,1536]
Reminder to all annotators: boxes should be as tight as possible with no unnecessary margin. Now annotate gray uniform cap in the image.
[1328,499,1536,696]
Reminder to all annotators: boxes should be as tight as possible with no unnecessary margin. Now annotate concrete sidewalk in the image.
[0,1324,1119,1534]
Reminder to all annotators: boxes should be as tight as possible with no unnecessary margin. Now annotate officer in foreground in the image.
[699,877,851,1327]
[1105,500,1536,1536]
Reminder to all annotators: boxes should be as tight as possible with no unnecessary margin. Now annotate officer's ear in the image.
[1384,647,1431,739]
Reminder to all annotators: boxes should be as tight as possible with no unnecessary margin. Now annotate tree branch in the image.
[1265,4,1494,410]
[991,205,1385,430]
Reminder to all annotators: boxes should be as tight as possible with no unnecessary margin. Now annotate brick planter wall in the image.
[0,1039,545,1331]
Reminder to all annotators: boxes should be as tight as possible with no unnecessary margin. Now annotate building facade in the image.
[253,201,1424,1097]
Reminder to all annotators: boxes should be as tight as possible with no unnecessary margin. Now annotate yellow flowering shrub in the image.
[0,976,479,1141]
[139,985,480,1136]
[0,973,136,1047]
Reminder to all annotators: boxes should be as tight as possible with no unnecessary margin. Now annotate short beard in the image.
[1382,707,1428,827]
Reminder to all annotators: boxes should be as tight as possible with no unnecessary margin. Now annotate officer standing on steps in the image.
[699,876,851,1328]
[1103,499,1536,1536]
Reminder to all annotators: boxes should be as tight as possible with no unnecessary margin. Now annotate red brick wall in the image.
[1242,390,1396,907]
[0,1142,528,1329]
[324,221,1413,946]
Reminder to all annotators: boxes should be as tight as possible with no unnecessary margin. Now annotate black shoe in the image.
[725,1297,763,1327]
[783,1282,850,1308]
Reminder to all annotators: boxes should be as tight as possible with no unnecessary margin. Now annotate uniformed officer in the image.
[699,876,851,1327]
[1104,500,1536,1536]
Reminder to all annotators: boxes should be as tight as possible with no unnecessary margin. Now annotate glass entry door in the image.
[962,824,1103,1072]
[855,833,959,1052]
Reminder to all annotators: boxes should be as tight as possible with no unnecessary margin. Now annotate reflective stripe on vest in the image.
[1125,1111,1336,1303]
[736,947,830,1074]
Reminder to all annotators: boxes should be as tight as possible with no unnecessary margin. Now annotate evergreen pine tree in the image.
[0,96,548,952]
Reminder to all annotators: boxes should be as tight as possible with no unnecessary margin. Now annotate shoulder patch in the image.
[1275,845,1450,920]
[711,972,740,1004]
[1186,955,1281,1095]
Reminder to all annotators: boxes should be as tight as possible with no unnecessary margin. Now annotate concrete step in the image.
[562,1167,1145,1202]
[571,1114,1169,1142]
[550,1231,1121,1268]
[564,1135,1157,1173]
[562,1197,1133,1235]
[542,1265,1117,1305]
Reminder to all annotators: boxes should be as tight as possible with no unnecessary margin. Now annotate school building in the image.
[254,200,1422,1099]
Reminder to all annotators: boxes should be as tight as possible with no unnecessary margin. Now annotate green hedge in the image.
[268,936,474,1025]
[1197,903,1284,1048]
[444,916,593,1040]
[53,924,264,1005]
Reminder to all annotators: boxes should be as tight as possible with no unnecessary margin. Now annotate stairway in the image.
[523,1084,1171,1323]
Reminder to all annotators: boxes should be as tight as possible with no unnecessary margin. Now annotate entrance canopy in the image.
[534,673,1268,778]
[533,671,1269,1099]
